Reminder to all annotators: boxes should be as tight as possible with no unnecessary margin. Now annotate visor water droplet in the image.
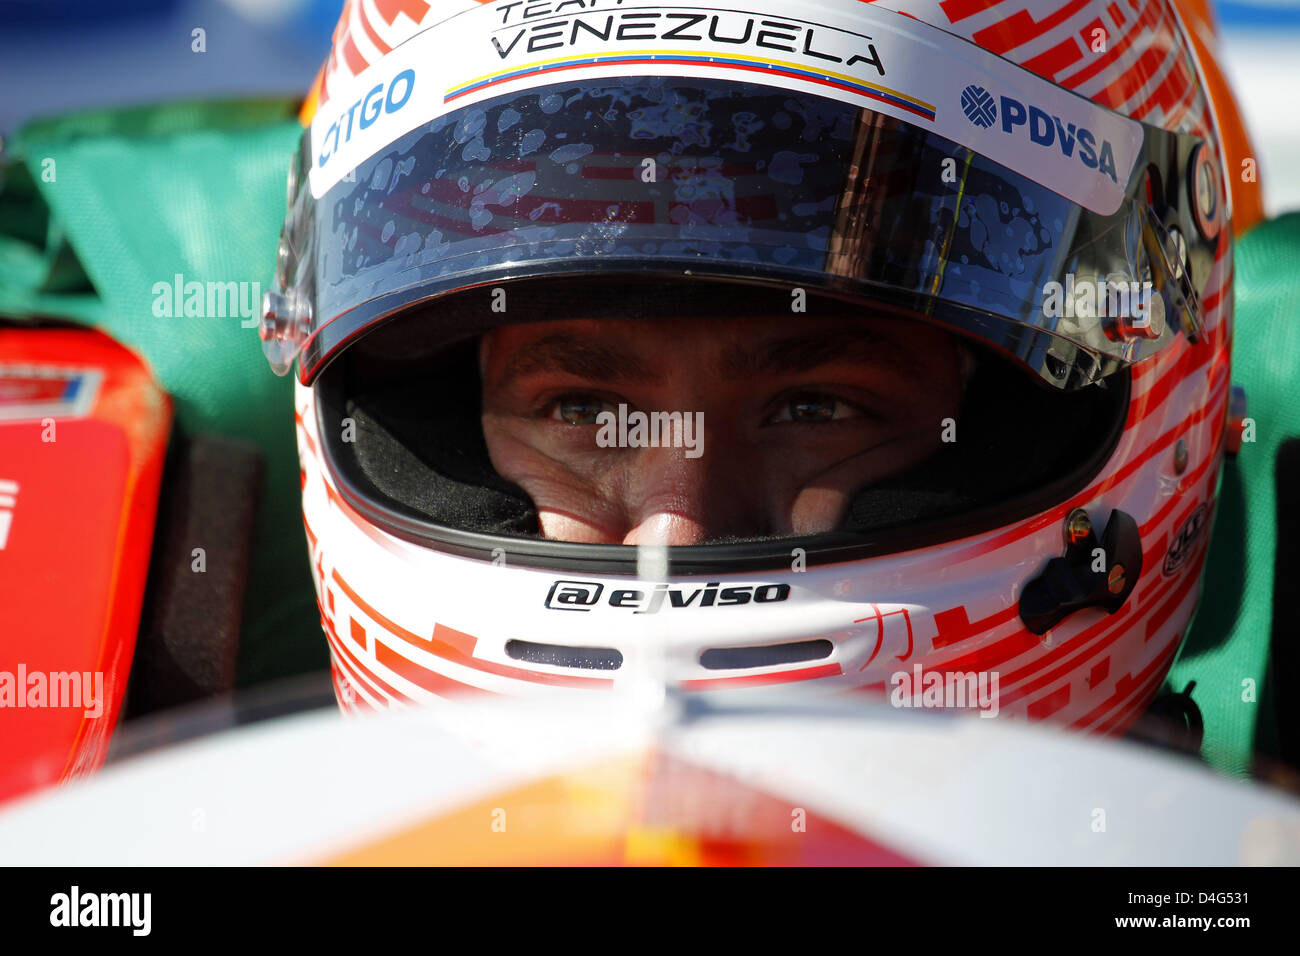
[369,158,392,191]
[453,109,487,144]
[519,129,546,156]
[768,150,816,185]
[549,143,594,164]
[497,108,521,133]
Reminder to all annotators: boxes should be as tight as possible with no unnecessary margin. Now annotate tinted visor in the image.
[267,78,1213,389]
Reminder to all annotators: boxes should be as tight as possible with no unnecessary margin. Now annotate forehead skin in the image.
[482,315,942,384]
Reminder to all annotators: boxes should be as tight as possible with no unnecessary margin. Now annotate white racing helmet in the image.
[263,0,1233,729]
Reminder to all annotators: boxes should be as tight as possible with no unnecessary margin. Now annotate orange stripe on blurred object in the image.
[1176,0,1264,234]
[312,751,924,865]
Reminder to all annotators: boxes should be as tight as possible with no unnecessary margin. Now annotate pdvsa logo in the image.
[960,85,997,128]
[959,84,1121,183]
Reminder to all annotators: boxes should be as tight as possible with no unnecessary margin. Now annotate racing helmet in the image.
[263,0,1234,729]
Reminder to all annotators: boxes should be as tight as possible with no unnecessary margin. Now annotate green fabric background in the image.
[0,100,327,684]
[1165,213,1300,778]
[0,98,1294,776]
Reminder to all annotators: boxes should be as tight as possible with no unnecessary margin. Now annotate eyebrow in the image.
[499,324,923,383]
[501,333,657,383]
[721,326,925,379]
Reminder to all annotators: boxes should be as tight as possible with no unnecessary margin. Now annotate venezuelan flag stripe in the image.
[445,50,936,121]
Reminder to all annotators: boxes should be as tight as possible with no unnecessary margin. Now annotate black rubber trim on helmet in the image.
[314,291,1132,576]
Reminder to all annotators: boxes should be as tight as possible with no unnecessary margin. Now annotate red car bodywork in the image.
[0,327,170,803]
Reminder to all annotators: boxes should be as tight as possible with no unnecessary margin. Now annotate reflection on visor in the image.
[266,78,1211,388]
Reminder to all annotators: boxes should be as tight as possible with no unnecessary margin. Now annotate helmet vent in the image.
[700,640,834,671]
[504,640,623,671]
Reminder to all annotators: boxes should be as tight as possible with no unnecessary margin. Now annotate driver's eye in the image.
[790,397,837,423]
[769,393,860,424]
[551,397,607,425]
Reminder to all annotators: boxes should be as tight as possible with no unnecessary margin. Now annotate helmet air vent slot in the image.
[700,640,834,671]
[504,640,623,671]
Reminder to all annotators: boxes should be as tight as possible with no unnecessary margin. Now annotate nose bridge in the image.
[623,439,741,545]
